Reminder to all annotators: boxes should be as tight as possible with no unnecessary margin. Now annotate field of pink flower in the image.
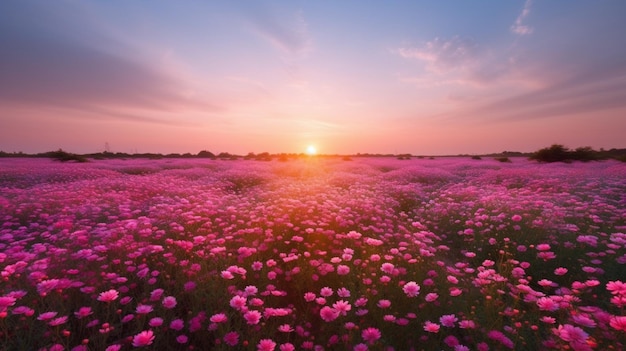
[1,157,625,351]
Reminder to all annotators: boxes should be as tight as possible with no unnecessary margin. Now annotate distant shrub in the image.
[48,149,88,163]
[197,150,216,159]
[471,156,482,160]
[530,144,603,163]
[530,144,570,163]
[616,154,626,162]
[571,147,601,162]
[342,156,353,161]
[494,157,511,163]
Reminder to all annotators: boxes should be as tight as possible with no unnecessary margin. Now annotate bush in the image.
[494,157,511,163]
[471,156,482,160]
[47,149,88,162]
[529,144,570,163]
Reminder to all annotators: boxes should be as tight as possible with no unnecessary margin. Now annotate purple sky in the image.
[1,1,625,155]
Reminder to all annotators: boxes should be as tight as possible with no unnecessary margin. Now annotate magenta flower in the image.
[0,296,17,310]
[279,343,295,351]
[135,304,153,314]
[361,327,381,344]
[424,321,440,333]
[332,300,352,315]
[132,330,155,347]
[97,289,119,302]
[553,324,589,346]
[162,296,177,309]
[278,324,294,332]
[609,316,626,331]
[210,313,228,323]
[320,287,333,297]
[244,310,262,325]
[257,338,276,351]
[402,281,421,297]
[48,316,68,326]
[223,331,239,346]
[320,306,340,322]
[440,314,458,327]
[149,317,163,327]
[170,319,184,331]
[74,307,93,319]
[37,311,58,321]
[230,295,247,310]
[377,299,391,308]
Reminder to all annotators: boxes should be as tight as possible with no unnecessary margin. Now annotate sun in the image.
[306,145,317,155]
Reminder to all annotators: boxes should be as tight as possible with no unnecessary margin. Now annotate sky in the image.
[1,1,625,155]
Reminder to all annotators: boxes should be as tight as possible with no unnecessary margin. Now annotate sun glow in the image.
[306,145,317,155]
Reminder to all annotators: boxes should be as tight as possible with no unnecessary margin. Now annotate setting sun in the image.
[306,145,317,155]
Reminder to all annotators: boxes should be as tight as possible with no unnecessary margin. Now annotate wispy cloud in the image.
[396,37,479,74]
[0,3,223,124]
[242,4,311,57]
[511,0,534,36]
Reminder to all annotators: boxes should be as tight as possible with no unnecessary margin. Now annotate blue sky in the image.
[1,1,625,155]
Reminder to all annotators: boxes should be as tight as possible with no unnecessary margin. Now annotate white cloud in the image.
[511,0,534,35]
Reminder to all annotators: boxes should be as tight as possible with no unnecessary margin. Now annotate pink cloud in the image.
[396,37,479,74]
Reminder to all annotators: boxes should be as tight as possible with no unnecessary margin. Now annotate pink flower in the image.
[320,287,333,297]
[440,314,458,327]
[278,324,294,332]
[170,319,184,331]
[74,307,93,319]
[402,281,421,297]
[257,339,276,351]
[425,293,439,302]
[353,343,368,351]
[511,214,522,222]
[97,289,119,302]
[320,306,340,322]
[223,331,239,346]
[38,311,58,321]
[48,316,68,326]
[162,296,177,309]
[105,345,122,351]
[0,296,16,310]
[380,262,394,274]
[553,324,589,345]
[149,317,163,327]
[149,288,164,301]
[230,295,247,310]
[135,304,153,314]
[210,313,228,323]
[176,335,188,344]
[337,287,351,297]
[607,280,626,295]
[449,288,463,296]
[447,275,459,284]
[537,297,559,311]
[609,316,626,331]
[332,300,352,315]
[361,327,381,345]
[424,321,440,333]
[280,343,295,351]
[487,330,514,349]
[132,330,155,347]
[244,310,262,325]
[337,265,350,275]
[244,285,259,296]
[377,299,391,308]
